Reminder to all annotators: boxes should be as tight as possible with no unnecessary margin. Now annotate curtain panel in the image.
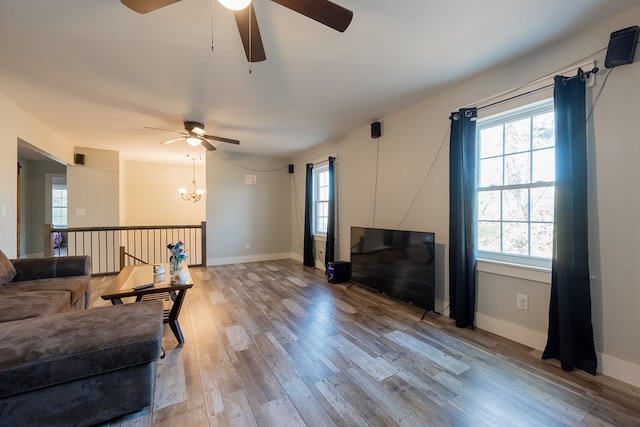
[325,156,336,271]
[448,108,477,328]
[303,163,314,267]
[542,70,597,375]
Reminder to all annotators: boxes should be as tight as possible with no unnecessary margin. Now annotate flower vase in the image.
[170,258,183,273]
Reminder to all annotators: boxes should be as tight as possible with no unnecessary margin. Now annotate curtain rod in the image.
[477,66,599,111]
[469,60,597,111]
[308,152,337,166]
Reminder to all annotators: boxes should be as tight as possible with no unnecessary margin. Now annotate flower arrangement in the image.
[167,241,187,270]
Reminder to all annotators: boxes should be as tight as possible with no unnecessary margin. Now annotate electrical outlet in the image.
[245,243,250,249]
[517,293,529,310]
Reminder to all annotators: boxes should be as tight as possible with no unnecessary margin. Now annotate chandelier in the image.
[178,157,205,203]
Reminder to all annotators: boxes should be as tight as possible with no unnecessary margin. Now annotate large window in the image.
[476,99,555,268]
[313,165,329,235]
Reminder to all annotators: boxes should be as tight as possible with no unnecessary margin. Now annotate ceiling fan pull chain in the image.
[248,3,253,73]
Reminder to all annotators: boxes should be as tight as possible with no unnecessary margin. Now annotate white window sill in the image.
[313,234,327,241]
[477,258,551,284]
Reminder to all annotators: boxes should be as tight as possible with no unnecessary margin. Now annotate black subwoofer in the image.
[327,261,351,284]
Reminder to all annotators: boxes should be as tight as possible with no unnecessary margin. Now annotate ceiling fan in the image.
[120,0,353,62]
[146,121,240,151]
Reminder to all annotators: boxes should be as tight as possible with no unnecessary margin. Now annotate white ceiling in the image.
[1,0,638,163]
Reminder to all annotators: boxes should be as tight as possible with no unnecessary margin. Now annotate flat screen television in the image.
[350,226,435,312]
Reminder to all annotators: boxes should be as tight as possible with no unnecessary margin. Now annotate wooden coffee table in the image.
[101,264,193,344]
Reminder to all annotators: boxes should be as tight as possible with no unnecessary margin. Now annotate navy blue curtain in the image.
[325,156,336,270]
[303,163,315,266]
[542,70,597,375]
[449,108,477,328]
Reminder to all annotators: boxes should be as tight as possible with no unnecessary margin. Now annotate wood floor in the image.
[93,259,640,426]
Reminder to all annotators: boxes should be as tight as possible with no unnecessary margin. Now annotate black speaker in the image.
[288,164,294,174]
[605,26,639,69]
[371,121,381,139]
[327,261,351,284]
[74,153,85,165]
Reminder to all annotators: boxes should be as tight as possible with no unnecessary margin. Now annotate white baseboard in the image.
[207,252,294,266]
[475,313,548,351]
[598,352,640,388]
[475,312,640,388]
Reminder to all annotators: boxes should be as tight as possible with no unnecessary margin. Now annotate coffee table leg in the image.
[168,289,188,344]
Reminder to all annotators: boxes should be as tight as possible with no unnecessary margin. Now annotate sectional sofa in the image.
[0,251,165,426]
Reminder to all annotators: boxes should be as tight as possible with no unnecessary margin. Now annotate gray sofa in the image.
[0,251,165,426]
[0,255,91,323]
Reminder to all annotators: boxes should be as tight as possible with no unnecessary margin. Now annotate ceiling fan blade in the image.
[203,135,240,145]
[270,0,353,32]
[160,137,185,145]
[200,139,217,151]
[121,0,182,14]
[144,126,187,135]
[234,4,266,63]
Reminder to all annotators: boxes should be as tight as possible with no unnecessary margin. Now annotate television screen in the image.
[350,226,435,311]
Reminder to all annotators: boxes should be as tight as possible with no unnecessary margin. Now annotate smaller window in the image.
[52,183,67,227]
[313,165,329,235]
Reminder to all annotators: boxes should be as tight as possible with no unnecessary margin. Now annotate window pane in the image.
[504,152,530,185]
[319,171,328,186]
[531,223,553,258]
[533,112,555,149]
[502,222,529,255]
[480,125,503,158]
[478,221,501,252]
[503,189,528,222]
[530,187,554,222]
[319,186,328,201]
[504,118,531,154]
[318,201,328,217]
[479,157,503,187]
[532,147,554,183]
[478,190,500,220]
[317,217,327,234]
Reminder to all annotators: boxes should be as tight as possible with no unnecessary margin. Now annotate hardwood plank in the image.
[94,260,640,427]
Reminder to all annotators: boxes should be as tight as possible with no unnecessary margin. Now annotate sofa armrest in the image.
[11,256,91,282]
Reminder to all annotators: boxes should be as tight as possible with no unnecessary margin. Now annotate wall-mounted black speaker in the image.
[371,121,381,139]
[288,164,294,174]
[605,26,640,69]
[74,153,85,165]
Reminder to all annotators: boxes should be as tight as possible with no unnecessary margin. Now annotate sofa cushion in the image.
[0,250,17,286]
[0,291,70,323]
[4,276,89,309]
[0,300,164,398]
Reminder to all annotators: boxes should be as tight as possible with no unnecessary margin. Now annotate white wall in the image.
[0,95,74,258]
[18,158,66,257]
[67,147,120,227]
[206,151,292,265]
[292,7,640,386]
[121,159,206,226]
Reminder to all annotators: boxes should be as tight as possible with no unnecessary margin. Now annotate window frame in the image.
[51,180,68,228]
[312,165,330,237]
[475,98,555,270]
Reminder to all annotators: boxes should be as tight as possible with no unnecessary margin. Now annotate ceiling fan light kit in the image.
[186,136,201,147]
[218,0,252,11]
